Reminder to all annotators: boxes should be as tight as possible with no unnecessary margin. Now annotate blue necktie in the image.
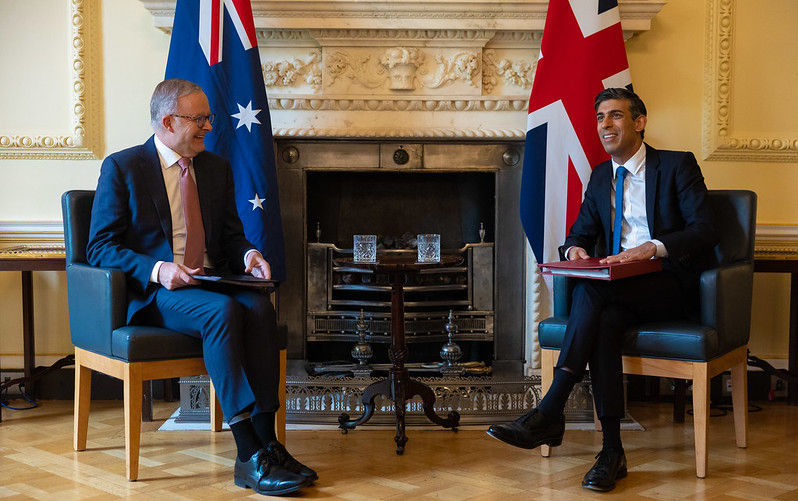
[612,166,628,255]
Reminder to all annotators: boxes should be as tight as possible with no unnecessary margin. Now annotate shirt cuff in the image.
[150,261,164,283]
[244,249,261,267]
[564,246,575,260]
[650,239,668,258]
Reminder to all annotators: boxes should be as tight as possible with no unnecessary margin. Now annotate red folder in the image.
[538,257,662,281]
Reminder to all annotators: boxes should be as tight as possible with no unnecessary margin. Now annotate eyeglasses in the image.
[171,113,215,128]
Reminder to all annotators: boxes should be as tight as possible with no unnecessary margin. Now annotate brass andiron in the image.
[440,310,464,376]
[351,309,374,377]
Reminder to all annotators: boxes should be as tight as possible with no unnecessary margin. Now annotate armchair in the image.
[538,190,756,478]
[63,190,287,481]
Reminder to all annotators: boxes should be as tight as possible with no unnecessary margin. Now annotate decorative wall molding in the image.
[262,51,322,89]
[0,0,102,160]
[703,0,798,161]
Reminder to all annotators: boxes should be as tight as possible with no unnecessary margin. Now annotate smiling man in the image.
[87,79,315,496]
[488,88,718,492]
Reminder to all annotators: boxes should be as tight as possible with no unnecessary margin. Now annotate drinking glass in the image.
[417,233,441,263]
[353,234,377,263]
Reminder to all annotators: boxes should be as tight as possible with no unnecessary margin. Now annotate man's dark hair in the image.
[594,87,647,139]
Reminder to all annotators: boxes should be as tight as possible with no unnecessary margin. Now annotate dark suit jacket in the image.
[86,136,254,323]
[559,144,718,305]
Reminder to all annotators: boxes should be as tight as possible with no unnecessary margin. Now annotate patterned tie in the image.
[178,157,205,269]
[612,166,628,255]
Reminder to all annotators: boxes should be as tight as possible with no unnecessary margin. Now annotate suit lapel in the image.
[597,161,613,249]
[140,136,173,249]
[644,143,659,235]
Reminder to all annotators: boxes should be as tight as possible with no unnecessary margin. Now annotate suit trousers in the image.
[557,271,687,420]
[138,285,279,420]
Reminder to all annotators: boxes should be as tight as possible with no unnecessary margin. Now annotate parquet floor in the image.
[2,400,798,500]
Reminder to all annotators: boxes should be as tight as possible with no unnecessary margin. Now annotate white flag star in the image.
[231,101,261,132]
[249,193,264,211]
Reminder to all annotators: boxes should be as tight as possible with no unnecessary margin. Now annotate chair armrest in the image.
[66,263,127,357]
[552,274,577,317]
[700,262,754,350]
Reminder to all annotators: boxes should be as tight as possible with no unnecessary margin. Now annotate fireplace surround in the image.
[139,0,668,423]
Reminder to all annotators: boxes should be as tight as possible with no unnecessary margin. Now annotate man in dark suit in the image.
[87,79,315,496]
[488,88,717,492]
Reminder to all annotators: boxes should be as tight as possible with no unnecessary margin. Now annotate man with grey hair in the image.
[87,78,315,496]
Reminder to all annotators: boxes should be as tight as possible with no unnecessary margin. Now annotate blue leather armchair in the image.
[62,190,224,481]
[537,190,756,478]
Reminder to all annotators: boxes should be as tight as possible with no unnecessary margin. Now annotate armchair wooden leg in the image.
[277,349,287,445]
[73,351,92,452]
[210,381,223,432]
[123,363,143,481]
[730,353,748,448]
[692,363,709,478]
[540,348,557,457]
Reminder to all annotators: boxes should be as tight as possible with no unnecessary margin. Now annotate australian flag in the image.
[165,0,286,282]
[520,0,631,268]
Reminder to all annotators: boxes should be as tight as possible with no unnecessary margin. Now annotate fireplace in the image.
[275,139,526,377]
[139,0,667,424]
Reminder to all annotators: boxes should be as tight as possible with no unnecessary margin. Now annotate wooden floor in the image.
[2,400,798,500]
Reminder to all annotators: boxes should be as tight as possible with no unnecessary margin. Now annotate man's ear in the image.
[161,114,174,133]
[634,114,647,133]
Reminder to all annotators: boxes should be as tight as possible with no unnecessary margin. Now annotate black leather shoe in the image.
[582,447,627,492]
[486,408,565,449]
[265,440,319,482]
[234,448,309,496]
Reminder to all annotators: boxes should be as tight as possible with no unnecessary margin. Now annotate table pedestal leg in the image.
[337,265,460,453]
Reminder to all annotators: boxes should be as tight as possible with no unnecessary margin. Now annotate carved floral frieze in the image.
[482,49,536,94]
[425,52,480,89]
[262,51,322,89]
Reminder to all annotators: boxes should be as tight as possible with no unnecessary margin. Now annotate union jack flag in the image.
[165,0,286,281]
[520,0,631,267]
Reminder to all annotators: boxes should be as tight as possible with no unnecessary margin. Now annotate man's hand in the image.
[158,262,201,290]
[600,241,657,264]
[567,246,590,261]
[245,251,272,279]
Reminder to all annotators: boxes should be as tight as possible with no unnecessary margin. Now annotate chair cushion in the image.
[539,317,722,362]
[111,325,203,362]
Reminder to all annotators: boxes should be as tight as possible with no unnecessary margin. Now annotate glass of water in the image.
[417,233,441,263]
[353,234,377,263]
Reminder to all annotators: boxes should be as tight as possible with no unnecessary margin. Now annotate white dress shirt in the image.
[610,142,666,257]
[567,142,667,259]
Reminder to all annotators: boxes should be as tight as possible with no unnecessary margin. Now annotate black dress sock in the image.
[600,416,623,450]
[229,416,262,461]
[252,411,278,444]
[537,368,579,419]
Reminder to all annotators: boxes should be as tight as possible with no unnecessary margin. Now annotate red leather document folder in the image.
[538,257,662,281]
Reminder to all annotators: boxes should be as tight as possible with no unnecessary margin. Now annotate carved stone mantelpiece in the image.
[139,0,667,139]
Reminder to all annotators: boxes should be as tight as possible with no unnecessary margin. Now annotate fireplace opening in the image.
[304,169,497,373]
[306,171,496,249]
